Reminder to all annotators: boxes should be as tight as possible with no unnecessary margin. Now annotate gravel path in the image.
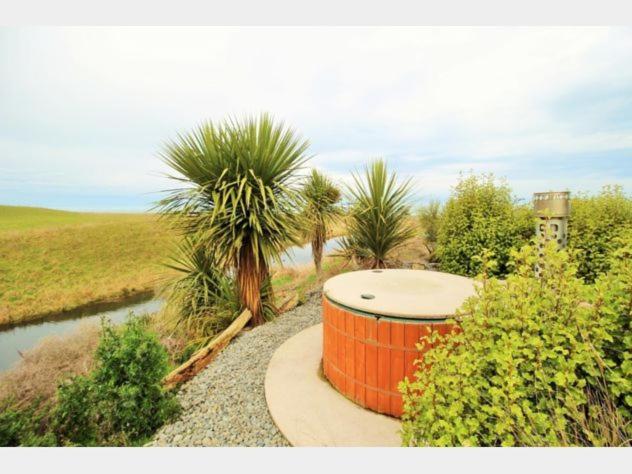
[150,292,322,447]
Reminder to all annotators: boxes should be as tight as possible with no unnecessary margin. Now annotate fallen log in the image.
[277,292,299,314]
[163,292,300,389]
[163,308,252,389]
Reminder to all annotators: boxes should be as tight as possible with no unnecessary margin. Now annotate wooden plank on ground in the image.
[163,292,300,390]
[278,292,299,314]
[163,308,252,389]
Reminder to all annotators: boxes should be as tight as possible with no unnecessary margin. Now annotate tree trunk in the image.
[371,257,386,269]
[237,244,268,326]
[312,225,325,275]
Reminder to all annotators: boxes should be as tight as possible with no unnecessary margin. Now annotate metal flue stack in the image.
[533,191,570,276]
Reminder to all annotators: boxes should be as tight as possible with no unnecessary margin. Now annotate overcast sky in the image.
[1,27,631,211]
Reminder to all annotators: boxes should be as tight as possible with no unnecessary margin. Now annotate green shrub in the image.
[92,317,179,442]
[400,240,630,447]
[590,228,632,424]
[0,400,55,447]
[513,203,537,241]
[54,376,97,445]
[0,405,25,446]
[568,185,632,283]
[436,174,534,277]
[52,316,179,446]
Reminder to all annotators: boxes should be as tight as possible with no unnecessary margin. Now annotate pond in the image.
[0,237,343,373]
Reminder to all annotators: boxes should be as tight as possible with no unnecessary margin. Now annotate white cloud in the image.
[1,26,631,209]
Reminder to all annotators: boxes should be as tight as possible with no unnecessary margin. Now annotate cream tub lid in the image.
[323,269,476,320]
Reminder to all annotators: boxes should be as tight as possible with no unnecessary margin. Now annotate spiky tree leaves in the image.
[162,238,240,341]
[300,169,343,275]
[341,159,415,268]
[158,114,309,326]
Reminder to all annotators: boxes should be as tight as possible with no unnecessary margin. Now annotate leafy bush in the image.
[0,399,55,447]
[54,376,97,445]
[590,228,632,424]
[437,174,534,277]
[53,316,179,446]
[1,315,179,447]
[513,203,537,241]
[400,240,631,447]
[568,185,632,283]
[339,159,415,268]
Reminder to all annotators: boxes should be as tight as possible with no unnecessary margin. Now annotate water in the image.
[279,236,343,267]
[0,297,163,372]
[0,237,343,373]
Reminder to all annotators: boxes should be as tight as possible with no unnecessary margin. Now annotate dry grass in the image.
[390,236,430,266]
[0,322,101,406]
[272,255,354,298]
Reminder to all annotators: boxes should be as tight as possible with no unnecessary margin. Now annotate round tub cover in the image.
[323,269,476,320]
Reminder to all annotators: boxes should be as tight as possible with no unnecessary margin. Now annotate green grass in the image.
[0,205,143,233]
[0,206,177,326]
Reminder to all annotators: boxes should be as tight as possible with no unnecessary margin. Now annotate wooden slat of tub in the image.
[377,319,391,414]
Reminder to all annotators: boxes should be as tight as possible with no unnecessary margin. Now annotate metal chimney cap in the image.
[533,191,571,217]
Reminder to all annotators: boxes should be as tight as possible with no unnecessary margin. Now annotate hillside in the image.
[0,206,177,326]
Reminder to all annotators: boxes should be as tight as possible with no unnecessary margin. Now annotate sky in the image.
[0,26,631,212]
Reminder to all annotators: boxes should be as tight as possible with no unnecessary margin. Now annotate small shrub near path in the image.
[53,317,179,446]
[0,316,179,446]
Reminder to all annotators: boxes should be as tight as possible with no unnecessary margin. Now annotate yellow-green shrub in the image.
[590,229,632,423]
[436,174,534,277]
[400,240,631,447]
[568,185,632,283]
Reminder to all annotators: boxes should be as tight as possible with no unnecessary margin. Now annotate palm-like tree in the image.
[158,114,309,326]
[301,169,343,275]
[340,159,415,268]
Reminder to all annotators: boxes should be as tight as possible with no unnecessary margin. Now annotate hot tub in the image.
[322,269,476,418]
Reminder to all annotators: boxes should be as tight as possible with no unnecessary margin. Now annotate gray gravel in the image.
[149,292,322,447]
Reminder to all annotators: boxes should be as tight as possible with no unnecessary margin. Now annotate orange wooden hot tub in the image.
[322,269,475,418]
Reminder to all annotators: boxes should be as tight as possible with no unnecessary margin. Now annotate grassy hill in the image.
[0,206,177,326]
[0,205,145,233]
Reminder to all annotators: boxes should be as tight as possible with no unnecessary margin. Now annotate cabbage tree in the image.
[301,169,343,275]
[158,114,309,325]
[340,159,415,268]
